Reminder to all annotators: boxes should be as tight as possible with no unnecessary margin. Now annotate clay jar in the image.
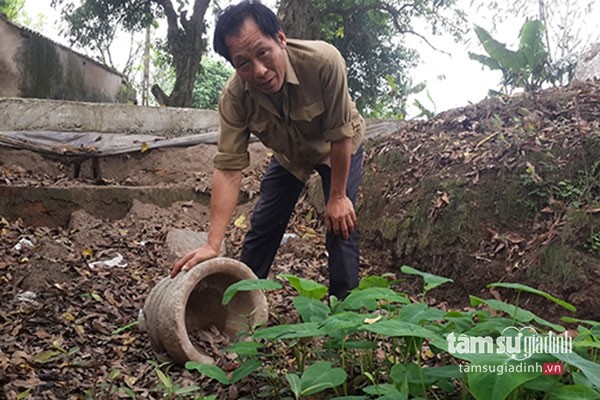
[143,257,269,365]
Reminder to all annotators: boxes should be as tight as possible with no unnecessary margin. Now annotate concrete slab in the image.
[0,97,219,136]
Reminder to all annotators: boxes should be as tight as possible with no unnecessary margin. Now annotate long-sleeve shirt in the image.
[214,38,365,182]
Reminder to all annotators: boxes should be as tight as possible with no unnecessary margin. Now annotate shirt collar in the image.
[283,49,299,86]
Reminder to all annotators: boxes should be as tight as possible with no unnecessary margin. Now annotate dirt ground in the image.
[0,140,381,399]
[2,80,600,398]
[355,80,600,322]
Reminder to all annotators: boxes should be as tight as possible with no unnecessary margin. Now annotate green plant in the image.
[469,20,558,94]
[285,361,347,399]
[400,265,453,297]
[488,281,577,313]
[586,233,600,252]
[0,0,25,21]
[182,268,600,400]
[412,87,437,120]
[151,361,202,400]
[519,160,600,213]
[88,370,125,399]
[84,368,138,399]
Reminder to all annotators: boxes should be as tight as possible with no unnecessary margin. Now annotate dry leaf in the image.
[234,214,248,230]
[62,312,75,322]
[364,315,382,324]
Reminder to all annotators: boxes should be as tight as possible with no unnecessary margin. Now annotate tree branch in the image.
[153,0,181,43]
[322,0,451,55]
[403,29,451,55]
[151,84,171,106]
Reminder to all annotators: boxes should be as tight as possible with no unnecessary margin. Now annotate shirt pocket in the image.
[248,119,270,135]
[290,100,325,138]
[248,119,286,153]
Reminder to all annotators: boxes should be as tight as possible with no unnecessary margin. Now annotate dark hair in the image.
[213,0,281,65]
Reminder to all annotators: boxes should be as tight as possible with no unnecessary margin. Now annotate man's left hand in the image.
[325,195,356,240]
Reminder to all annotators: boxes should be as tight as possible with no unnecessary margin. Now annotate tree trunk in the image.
[156,0,210,108]
[142,25,151,106]
[277,0,322,40]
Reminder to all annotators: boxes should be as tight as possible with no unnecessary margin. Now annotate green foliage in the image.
[281,0,465,119]
[585,233,600,253]
[548,384,600,400]
[412,89,437,120]
[52,0,159,54]
[279,274,328,300]
[518,158,600,217]
[470,295,565,331]
[466,353,550,400]
[469,20,570,94]
[150,361,205,399]
[400,264,454,295]
[182,268,600,399]
[470,0,595,79]
[293,296,330,322]
[221,278,282,305]
[185,359,261,385]
[192,58,234,110]
[53,0,210,107]
[0,0,24,20]
[320,6,417,118]
[488,282,576,312]
[153,50,234,110]
[552,352,600,390]
[286,361,347,399]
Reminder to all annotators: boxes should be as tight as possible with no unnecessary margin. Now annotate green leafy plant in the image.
[469,20,561,94]
[519,161,600,213]
[487,282,576,312]
[279,274,328,300]
[151,361,202,400]
[0,0,25,21]
[585,233,600,252]
[285,361,347,399]
[400,264,454,296]
[222,278,283,305]
[186,359,261,386]
[181,267,600,400]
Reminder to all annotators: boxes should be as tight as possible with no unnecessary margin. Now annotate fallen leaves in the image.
[0,214,173,397]
[1,81,600,398]
[429,191,451,220]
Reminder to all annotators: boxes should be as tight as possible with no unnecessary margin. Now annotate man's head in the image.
[214,1,287,94]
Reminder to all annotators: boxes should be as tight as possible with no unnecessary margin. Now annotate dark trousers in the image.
[240,146,363,299]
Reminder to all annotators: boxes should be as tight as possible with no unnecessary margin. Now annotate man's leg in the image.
[240,158,305,278]
[315,146,363,299]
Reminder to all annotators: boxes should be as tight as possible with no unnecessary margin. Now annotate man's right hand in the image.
[170,244,219,278]
[170,169,242,278]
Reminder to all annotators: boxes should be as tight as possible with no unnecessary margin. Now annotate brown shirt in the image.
[214,39,365,182]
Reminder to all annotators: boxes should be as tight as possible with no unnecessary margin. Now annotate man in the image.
[171,0,365,299]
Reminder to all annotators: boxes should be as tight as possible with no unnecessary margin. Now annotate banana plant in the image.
[469,20,553,94]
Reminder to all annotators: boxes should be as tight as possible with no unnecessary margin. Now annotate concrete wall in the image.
[0,16,123,103]
[0,17,21,98]
[575,43,600,81]
[0,97,219,136]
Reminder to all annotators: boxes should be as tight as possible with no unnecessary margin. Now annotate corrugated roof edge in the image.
[0,13,125,79]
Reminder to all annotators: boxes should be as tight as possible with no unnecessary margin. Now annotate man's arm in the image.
[170,168,242,277]
[326,137,356,240]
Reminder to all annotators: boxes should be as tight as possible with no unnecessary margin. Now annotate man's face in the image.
[225,18,287,95]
